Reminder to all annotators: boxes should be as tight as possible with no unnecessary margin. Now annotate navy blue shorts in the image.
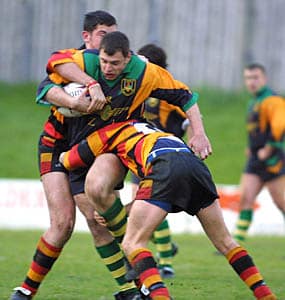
[245,152,285,182]
[135,151,218,215]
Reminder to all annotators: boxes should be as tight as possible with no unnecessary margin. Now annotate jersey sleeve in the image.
[260,96,285,147]
[146,63,198,111]
[62,140,95,171]
[36,76,61,105]
[46,48,78,73]
[46,49,86,85]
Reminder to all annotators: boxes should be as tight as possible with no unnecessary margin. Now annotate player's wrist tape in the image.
[86,80,99,89]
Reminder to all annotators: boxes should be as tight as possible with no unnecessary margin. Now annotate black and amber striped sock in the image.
[96,240,137,293]
[21,236,62,295]
[129,248,171,300]
[100,197,127,244]
[226,246,276,299]
[234,209,253,242]
[153,219,173,269]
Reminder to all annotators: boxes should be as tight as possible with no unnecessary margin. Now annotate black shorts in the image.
[38,133,69,176]
[245,151,285,182]
[135,151,218,215]
[130,172,140,185]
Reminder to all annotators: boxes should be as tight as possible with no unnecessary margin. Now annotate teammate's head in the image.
[99,31,131,80]
[243,63,267,95]
[137,44,168,69]
[82,10,117,50]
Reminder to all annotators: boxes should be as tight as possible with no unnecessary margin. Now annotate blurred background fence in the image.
[1,0,285,91]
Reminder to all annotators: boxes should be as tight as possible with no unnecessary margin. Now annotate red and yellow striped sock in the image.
[129,248,171,300]
[226,246,276,300]
[21,236,62,295]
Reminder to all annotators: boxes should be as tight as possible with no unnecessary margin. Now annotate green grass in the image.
[0,230,284,299]
[0,83,50,178]
[0,83,249,183]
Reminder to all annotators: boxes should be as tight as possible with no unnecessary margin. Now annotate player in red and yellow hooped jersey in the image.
[233,63,285,243]
[60,117,277,300]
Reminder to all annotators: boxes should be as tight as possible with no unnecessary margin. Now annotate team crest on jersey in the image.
[121,79,136,96]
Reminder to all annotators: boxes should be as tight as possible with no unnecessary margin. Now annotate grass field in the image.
[0,230,284,299]
[0,83,248,184]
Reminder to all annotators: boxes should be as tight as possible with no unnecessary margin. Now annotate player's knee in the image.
[85,174,111,204]
[50,213,75,240]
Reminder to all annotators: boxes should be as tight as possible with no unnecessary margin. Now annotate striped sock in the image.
[21,236,62,295]
[153,219,173,269]
[226,246,276,299]
[100,197,127,244]
[129,248,171,300]
[234,209,253,242]
[96,240,137,293]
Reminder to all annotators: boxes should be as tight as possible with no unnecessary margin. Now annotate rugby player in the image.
[234,63,285,242]
[11,11,141,300]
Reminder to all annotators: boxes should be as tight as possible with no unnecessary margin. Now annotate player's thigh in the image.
[239,173,264,208]
[41,172,75,218]
[86,153,126,193]
[196,200,238,254]
[266,175,285,210]
[122,200,167,255]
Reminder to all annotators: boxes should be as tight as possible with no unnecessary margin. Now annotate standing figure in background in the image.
[234,63,285,242]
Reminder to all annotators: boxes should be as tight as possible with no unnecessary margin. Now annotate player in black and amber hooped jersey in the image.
[233,63,285,243]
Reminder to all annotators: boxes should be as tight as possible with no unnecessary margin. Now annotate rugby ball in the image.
[57,82,90,117]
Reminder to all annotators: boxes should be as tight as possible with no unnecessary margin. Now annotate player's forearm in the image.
[46,86,74,108]
[55,62,95,85]
[185,103,205,135]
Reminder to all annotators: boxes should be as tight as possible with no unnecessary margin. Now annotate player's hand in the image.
[71,88,91,113]
[59,152,66,164]
[188,133,212,160]
[87,83,107,112]
[94,211,107,226]
[257,145,272,161]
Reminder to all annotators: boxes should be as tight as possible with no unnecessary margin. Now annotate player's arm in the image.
[147,64,211,159]
[36,75,91,113]
[60,139,96,171]
[47,49,107,111]
[258,96,285,160]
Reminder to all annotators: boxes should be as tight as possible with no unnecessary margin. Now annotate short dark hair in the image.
[137,44,168,69]
[99,31,130,57]
[244,63,266,74]
[83,10,117,32]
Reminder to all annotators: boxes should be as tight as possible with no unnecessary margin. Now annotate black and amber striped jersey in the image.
[143,98,187,138]
[246,86,285,152]
[38,49,198,146]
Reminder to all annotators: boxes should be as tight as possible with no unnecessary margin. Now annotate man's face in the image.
[99,49,131,80]
[243,68,267,95]
[82,24,117,49]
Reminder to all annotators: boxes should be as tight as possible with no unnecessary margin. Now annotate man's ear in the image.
[126,51,131,63]
[81,31,90,44]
